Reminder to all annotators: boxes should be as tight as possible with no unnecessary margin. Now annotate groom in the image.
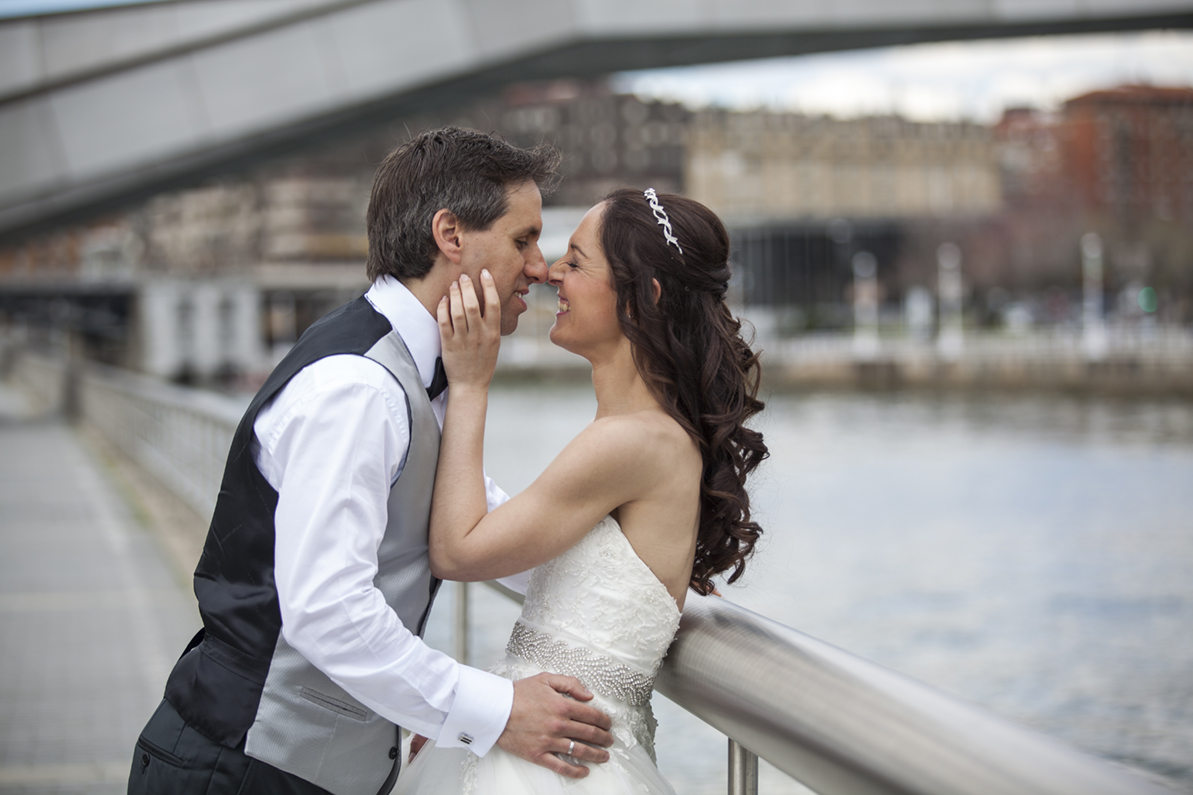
[128,128,613,795]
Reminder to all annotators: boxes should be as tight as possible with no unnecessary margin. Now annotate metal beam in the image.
[1,0,1191,241]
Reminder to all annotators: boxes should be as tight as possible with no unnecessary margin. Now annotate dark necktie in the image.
[426,357,448,400]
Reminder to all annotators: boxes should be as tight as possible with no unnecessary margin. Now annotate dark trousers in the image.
[128,699,332,795]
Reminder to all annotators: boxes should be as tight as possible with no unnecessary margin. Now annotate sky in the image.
[613,30,1193,123]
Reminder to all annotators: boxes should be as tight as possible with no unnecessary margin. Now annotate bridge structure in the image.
[2,0,1192,241]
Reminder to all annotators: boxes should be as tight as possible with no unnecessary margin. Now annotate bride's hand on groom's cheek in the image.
[438,270,501,390]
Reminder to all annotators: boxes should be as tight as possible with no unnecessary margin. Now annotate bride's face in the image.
[546,203,624,357]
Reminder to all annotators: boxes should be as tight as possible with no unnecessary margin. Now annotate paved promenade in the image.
[0,381,199,795]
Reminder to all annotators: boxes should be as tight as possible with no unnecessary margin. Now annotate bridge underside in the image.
[1,0,1190,242]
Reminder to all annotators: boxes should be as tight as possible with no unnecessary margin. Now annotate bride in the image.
[392,188,768,794]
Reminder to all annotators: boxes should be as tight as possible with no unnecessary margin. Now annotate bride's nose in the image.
[547,258,566,286]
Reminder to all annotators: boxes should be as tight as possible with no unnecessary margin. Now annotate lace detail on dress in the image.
[460,751,478,794]
[519,517,680,664]
[498,516,680,761]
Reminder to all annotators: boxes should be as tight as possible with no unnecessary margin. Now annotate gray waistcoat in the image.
[244,329,441,795]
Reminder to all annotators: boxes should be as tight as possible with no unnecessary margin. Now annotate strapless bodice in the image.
[493,515,681,758]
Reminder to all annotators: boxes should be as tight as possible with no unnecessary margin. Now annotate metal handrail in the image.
[655,595,1169,795]
[5,347,1172,795]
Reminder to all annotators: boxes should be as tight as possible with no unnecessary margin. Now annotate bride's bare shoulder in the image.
[581,410,699,466]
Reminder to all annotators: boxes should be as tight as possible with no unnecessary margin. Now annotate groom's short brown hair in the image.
[366,127,561,282]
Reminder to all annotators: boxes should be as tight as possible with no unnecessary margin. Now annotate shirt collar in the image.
[365,275,441,390]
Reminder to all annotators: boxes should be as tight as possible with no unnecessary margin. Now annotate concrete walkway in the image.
[0,381,199,795]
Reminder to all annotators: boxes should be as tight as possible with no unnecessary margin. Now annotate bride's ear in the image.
[651,278,662,305]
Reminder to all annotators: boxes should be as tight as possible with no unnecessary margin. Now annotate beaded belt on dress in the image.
[505,620,655,707]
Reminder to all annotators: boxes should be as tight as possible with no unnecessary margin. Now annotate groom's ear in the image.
[432,208,464,264]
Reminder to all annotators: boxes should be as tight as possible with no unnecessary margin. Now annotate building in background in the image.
[2,80,1191,383]
[0,172,370,384]
[0,79,693,384]
[482,80,690,207]
[686,109,1001,324]
[688,111,1000,223]
[988,85,1193,327]
[1061,85,1193,227]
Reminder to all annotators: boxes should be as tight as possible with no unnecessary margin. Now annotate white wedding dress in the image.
[392,515,681,795]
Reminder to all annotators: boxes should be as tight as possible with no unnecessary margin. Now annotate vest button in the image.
[389,746,398,760]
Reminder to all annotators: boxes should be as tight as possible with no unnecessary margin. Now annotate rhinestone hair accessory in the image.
[643,188,683,255]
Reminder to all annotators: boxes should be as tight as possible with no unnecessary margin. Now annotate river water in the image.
[423,383,1193,793]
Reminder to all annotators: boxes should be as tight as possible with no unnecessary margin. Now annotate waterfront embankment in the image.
[493,325,1193,398]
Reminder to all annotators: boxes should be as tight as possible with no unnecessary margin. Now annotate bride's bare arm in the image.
[433,415,665,580]
[431,276,667,582]
[434,272,618,777]
[431,272,500,568]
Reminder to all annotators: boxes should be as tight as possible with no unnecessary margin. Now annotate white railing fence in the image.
[8,346,243,521]
[80,363,244,520]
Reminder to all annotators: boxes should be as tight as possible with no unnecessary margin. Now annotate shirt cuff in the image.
[436,666,513,756]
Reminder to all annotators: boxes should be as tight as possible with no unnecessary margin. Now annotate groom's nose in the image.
[524,244,548,283]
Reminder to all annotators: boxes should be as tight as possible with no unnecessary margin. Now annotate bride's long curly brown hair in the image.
[600,188,768,595]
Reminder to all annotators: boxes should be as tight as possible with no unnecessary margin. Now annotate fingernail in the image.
[460,273,470,283]
[481,269,492,281]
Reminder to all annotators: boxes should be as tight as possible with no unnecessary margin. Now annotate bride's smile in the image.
[546,203,623,357]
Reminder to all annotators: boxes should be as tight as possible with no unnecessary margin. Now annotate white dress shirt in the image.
[252,275,514,755]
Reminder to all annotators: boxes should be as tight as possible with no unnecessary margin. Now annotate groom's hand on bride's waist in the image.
[497,673,614,779]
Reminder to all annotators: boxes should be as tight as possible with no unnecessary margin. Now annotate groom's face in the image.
[459,180,548,335]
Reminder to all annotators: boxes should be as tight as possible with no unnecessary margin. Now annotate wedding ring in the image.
[567,740,575,757]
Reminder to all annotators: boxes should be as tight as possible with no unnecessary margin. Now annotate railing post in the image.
[728,739,758,795]
[454,581,469,666]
